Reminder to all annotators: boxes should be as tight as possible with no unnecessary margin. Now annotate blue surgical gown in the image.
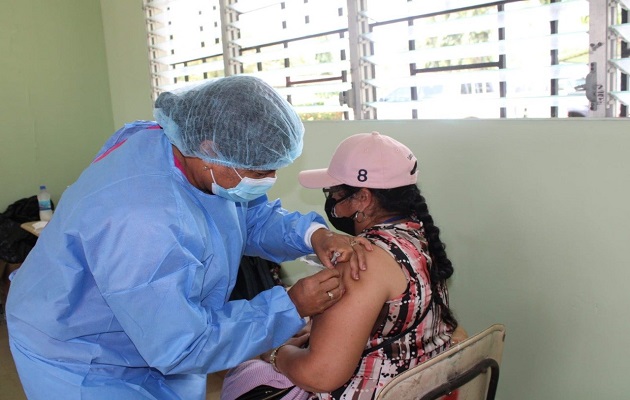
[6,121,325,399]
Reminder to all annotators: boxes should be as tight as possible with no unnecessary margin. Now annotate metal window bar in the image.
[347,0,377,119]
[226,1,353,118]
[609,0,630,117]
[220,0,242,76]
[366,1,519,119]
[364,0,590,119]
[498,3,506,118]
[621,7,629,117]
[550,0,559,118]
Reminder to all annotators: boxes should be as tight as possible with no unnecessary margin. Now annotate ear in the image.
[356,187,373,207]
[200,139,219,158]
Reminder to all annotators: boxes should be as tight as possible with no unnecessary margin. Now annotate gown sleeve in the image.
[242,195,328,262]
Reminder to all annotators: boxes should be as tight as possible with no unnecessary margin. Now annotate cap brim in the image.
[298,169,343,189]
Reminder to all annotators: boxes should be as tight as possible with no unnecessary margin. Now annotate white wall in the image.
[99,2,630,398]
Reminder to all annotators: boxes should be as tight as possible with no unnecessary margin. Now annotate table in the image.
[20,221,47,237]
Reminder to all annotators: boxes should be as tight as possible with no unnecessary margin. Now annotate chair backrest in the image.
[376,324,506,400]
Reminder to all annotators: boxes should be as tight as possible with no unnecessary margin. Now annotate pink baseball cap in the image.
[298,131,418,189]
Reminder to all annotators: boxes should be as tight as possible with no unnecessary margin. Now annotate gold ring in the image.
[350,240,357,246]
[327,291,334,300]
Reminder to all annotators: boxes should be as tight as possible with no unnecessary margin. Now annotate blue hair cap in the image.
[153,76,304,170]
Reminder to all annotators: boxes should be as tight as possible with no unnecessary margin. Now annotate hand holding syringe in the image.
[299,251,341,270]
[330,251,340,266]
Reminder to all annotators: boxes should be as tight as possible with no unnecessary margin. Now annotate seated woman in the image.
[222,132,463,400]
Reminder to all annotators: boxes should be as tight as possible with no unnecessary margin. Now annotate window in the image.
[143,0,630,119]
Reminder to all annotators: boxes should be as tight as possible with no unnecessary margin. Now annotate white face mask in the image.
[210,168,277,202]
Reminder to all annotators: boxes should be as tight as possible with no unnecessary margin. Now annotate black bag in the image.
[229,256,284,301]
[0,196,41,263]
[235,384,295,400]
[2,195,47,223]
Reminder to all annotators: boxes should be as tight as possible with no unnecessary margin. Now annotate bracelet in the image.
[269,344,287,373]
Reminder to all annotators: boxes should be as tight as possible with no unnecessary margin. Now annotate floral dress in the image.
[317,220,454,400]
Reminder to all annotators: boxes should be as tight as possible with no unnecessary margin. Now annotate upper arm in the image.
[282,246,407,392]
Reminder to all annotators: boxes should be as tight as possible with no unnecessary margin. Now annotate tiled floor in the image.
[0,320,223,400]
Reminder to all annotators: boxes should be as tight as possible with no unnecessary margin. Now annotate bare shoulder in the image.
[339,244,407,299]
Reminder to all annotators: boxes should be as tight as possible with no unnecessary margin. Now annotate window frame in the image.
[143,0,630,119]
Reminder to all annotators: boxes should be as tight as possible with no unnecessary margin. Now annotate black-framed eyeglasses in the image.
[323,188,356,204]
[322,188,337,199]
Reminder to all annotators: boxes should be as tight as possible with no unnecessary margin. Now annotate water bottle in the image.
[37,185,53,221]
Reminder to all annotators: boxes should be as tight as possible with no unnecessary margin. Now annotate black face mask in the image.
[324,196,356,235]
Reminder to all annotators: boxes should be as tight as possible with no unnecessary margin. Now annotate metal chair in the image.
[376,324,506,400]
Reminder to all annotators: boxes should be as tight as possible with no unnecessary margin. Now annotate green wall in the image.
[0,0,115,211]
[99,0,153,127]
[272,119,630,399]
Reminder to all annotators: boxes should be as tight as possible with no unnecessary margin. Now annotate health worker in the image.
[6,76,369,400]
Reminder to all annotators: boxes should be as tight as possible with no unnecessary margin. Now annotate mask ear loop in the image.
[205,165,242,187]
[231,167,244,180]
[328,190,356,218]
[331,201,342,218]
[209,168,220,187]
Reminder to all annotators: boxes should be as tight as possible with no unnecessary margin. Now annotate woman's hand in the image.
[310,228,373,280]
[260,322,311,362]
[287,268,343,317]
